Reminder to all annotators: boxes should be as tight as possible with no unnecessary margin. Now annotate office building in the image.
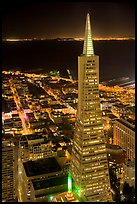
[70,13,112,202]
[113,118,135,161]
[19,134,56,162]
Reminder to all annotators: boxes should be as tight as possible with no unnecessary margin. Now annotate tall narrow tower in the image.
[70,13,112,202]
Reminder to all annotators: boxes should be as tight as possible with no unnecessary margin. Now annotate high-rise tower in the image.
[70,13,112,202]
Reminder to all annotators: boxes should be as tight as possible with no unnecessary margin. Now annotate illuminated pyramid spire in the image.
[83,13,94,56]
[70,13,112,202]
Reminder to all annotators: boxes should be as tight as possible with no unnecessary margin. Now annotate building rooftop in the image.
[107,113,117,120]
[69,103,77,109]
[23,157,62,177]
[113,104,125,108]
[25,134,44,141]
[20,135,27,142]
[2,98,11,113]
[107,148,127,164]
[106,144,122,150]
[50,104,67,109]
[126,118,135,126]
[63,93,78,100]
[2,133,13,140]
[117,118,135,132]
[12,113,19,117]
[30,139,51,146]
[32,175,68,190]
[20,141,28,147]
[2,134,14,148]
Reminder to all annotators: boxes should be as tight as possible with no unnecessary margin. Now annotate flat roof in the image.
[31,139,50,146]
[12,113,19,117]
[26,112,34,116]
[20,135,27,142]
[23,157,62,177]
[25,134,44,140]
[117,118,135,132]
[113,104,125,108]
[2,98,11,113]
[50,104,67,109]
[126,118,135,126]
[106,144,122,150]
[20,142,28,148]
[2,133,13,140]
[69,103,77,109]
[32,175,68,190]
[107,113,117,119]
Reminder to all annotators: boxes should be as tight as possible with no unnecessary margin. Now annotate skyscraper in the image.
[70,13,112,202]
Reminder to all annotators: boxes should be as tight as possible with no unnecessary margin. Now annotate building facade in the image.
[19,135,56,162]
[70,13,112,202]
[113,118,135,161]
[2,135,17,202]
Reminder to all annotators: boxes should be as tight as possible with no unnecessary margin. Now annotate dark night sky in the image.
[2,1,135,39]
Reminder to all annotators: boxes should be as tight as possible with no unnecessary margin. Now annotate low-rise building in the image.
[19,157,67,202]
[31,175,68,202]
[19,134,56,162]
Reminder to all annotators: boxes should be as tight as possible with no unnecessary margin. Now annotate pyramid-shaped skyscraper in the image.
[70,13,112,202]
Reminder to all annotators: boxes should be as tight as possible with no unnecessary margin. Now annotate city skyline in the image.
[2,1,135,39]
[2,3,135,202]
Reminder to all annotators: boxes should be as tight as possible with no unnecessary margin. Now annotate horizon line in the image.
[2,36,135,42]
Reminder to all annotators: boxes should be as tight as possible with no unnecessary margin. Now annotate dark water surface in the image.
[2,40,135,81]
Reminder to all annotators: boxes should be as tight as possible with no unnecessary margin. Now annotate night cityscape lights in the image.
[2,6,135,203]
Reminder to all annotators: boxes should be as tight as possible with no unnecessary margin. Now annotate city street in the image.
[9,78,32,135]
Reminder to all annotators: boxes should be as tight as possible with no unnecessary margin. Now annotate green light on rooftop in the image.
[49,195,53,201]
[68,171,72,193]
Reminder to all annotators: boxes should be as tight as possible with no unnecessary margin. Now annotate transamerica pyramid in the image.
[70,13,112,202]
